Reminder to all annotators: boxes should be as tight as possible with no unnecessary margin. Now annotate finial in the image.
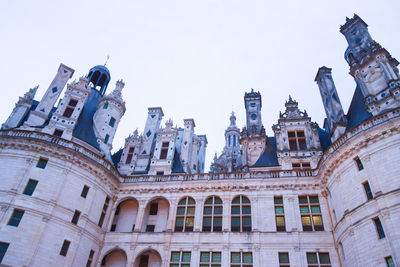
[289,95,293,102]
[104,55,110,66]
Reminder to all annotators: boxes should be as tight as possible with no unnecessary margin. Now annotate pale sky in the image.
[0,0,399,171]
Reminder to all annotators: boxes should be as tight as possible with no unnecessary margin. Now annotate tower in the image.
[244,89,263,136]
[341,14,400,115]
[93,80,126,158]
[1,86,38,130]
[42,76,91,139]
[134,107,164,173]
[24,64,74,127]
[315,67,347,142]
[87,65,111,96]
[180,119,195,173]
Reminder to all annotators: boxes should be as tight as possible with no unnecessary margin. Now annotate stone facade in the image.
[0,14,399,267]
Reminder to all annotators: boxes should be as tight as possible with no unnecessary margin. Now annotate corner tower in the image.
[341,14,400,115]
[244,89,263,136]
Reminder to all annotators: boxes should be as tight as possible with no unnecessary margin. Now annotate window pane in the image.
[312,215,323,225]
[289,140,298,150]
[231,217,240,227]
[319,253,331,264]
[200,252,210,262]
[279,252,289,264]
[203,217,212,226]
[212,252,221,262]
[311,206,321,213]
[23,180,38,196]
[187,207,195,215]
[307,253,318,264]
[213,217,222,227]
[232,206,240,214]
[171,252,180,262]
[299,139,307,150]
[299,196,308,204]
[276,216,285,226]
[232,197,240,204]
[175,217,184,227]
[178,198,187,205]
[214,206,223,214]
[214,198,222,204]
[231,253,241,263]
[309,196,319,203]
[274,197,283,204]
[242,206,251,214]
[205,198,213,204]
[301,216,311,225]
[243,253,252,263]
[182,252,191,262]
[242,197,250,204]
[170,264,179,267]
[177,207,185,215]
[0,242,9,263]
[187,198,195,205]
[243,216,251,226]
[300,206,309,214]
[185,217,194,227]
[204,207,212,215]
[275,207,284,214]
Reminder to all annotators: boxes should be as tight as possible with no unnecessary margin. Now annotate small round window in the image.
[250,114,257,120]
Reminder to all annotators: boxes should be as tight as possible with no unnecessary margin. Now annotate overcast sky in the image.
[0,0,399,171]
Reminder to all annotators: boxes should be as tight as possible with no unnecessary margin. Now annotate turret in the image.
[93,80,126,158]
[315,67,347,142]
[180,119,195,173]
[341,14,400,115]
[118,130,142,175]
[134,107,164,173]
[42,76,91,139]
[24,63,74,127]
[244,88,263,136]
[1,86,38,130]
[87,65,111,96]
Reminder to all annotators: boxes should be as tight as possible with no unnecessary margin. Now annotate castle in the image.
[0,14,399,267]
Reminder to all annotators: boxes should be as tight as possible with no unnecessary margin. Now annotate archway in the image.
[141,197,170,232]
[101,249,127,267]
[133,249,162,267]
[110,198,138,232]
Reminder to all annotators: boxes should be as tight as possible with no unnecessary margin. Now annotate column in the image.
[134,199,147,232]
[194,197,204,232]
[222,195,231,232]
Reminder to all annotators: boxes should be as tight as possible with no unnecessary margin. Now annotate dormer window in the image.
[160,142,169,159]
[126,147,135,164]
[63,99,78,118]
[103,103,108,109]
[293,162,311,170]
[288,131,307,150]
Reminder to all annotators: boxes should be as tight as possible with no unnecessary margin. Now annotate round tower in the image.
[93,80,126,157]
[88,65,111,96]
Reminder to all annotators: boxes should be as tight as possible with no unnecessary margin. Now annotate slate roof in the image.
[345,83,372,130]
[252,137,280,167]
[318,127,331,151]
[111,148,123,168]
[171,150,185,173]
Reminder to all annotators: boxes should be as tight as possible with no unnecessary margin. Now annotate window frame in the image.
[36,157,48,169]
[71,210,81,225]
[125,146,135,164]
[63,99,78,118]
[23,179,38,196]
[288,130,307,151]
[230,251,253,267]
[170,251,191,267]
[175,197,195,232]
[362,181,373,200]
[59,240,71,256]
[202,196,223,232]
[8,209,24,227]
[278,252,290,267]
[200,251,221,267]
[299,195,324,231]
[98,196,110,228]
[86,250,95,267]
[274,196,286,232]
[306,252,331,267]
[373,217,386,239]
[231,195,251,232]
[0,242,9,264]
[160,142,169,160]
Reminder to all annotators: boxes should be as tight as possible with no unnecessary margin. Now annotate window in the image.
[231,195,251,232]
[109,117,116,127]
[0,242,9,264]
[125,147,135,164]
[81,185,90,198]
[274,196,286,232]
[36,157,48,169]
[299,196,324,231]
[146,225,155,232]
[63,99,78,118]
[203,196,223,232]
[110,224,116,232]
[103,103,108,109]
[156,171,164,175]
[59,240,71,256]
[363,181,373,200]
[98,196,110,227]
[104,134,110,144]
[86,250,95,267]
[23,179,38,196]
[385,256,395,267]
[170,251,191,267]
[288,131,307,150]
[54,129,63,137]
[71,210,81,225]
[200,251,221,267]
[175,197,195,232]
[373,217,385,239]
[160,142,169,159]
[354,156,364,170]
[292,162,311,170]
[279,252,290,267]
[149,202,158,215]
[306,252,331,267]
[140,255,149,265]
[8,209,24,227]
[231,252,252,267]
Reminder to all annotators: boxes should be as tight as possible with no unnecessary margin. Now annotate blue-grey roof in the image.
[318,127,331,151]
[346,83,372,130]
[72,88,101,149]
[252,137,280,167]
[20,100,57,128]
[171,150,185,173]
[111,148,123,168]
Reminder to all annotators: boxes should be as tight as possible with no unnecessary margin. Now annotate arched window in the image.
[175,197,195,232]
[203,196,223,232]
[231,195,251,232]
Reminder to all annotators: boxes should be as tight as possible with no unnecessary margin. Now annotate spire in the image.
[230,112,237,127]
